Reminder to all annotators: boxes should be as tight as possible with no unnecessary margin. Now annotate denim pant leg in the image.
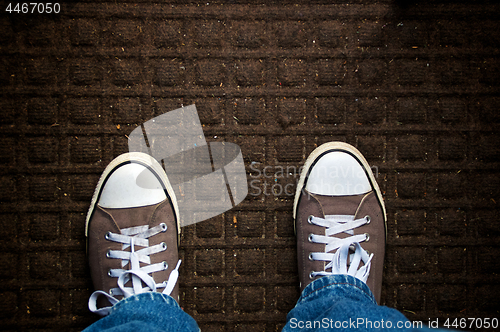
[83,292,200,332]
[283,275,449,332]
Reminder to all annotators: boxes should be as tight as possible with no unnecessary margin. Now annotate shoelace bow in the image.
[89,223,181,316]
[308,215,373,283]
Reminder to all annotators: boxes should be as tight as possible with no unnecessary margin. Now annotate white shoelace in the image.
[308,215,373,283]
[89,223,181,316]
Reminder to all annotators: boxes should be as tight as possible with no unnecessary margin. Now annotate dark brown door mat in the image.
[0,1,499,331]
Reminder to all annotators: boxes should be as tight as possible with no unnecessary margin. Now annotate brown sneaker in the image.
[85,152,181,316]
[293,142,386,303]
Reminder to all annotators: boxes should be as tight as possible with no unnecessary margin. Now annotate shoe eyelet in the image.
[365,215,371,224]
[107,269,112,277]
[308,253,314,261]
[160,223,167,232]
[105,232,112,240]
[163,261,168,270]
[365,233,370,242]
[308,234,314,242]
[109,289,114,295]
[309,272,315,279]
[106,250,112,258]
[161,242,167,250]
[307,215,313,224]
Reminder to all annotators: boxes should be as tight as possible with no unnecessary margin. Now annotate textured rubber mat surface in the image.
[1,1,500,331]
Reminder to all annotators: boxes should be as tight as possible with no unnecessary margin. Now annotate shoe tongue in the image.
[313,193,369,216]
[100,203,162,230]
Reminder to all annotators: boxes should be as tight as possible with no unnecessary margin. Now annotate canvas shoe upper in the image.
[85,152,181,316]
[293,142,387,303]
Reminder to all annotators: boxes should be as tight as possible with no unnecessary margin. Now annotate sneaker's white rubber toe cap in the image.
[98,163,167,208]
[305,151,371,196]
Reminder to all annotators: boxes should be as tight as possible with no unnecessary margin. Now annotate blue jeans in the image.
[84,275,450,332]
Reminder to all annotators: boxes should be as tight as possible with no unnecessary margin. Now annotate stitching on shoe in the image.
[353,191,372,218]
[305,189,326,218]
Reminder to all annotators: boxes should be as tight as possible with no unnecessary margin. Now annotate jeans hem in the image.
[299,274,376,305]
[110,292,180,314]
